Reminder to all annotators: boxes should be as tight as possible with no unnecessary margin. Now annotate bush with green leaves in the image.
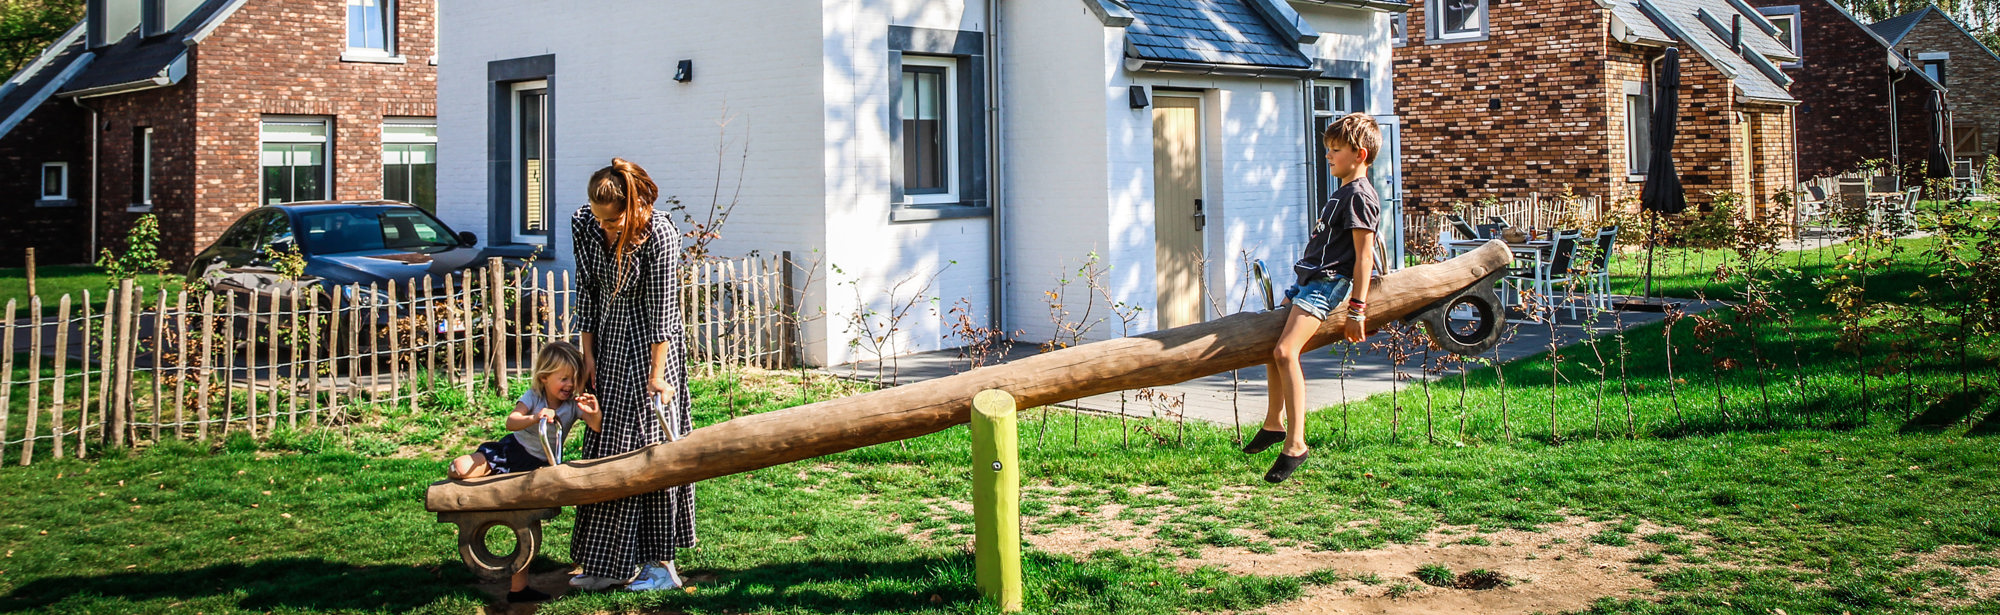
[97,213,170,281]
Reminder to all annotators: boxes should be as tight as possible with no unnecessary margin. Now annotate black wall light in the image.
[674,59,693,83]
[1129,85,1149,109]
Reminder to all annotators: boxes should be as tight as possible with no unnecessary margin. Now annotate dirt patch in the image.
[1900,545,2000,608]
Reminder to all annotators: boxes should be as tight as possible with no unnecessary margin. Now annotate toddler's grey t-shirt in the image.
[510,388,579,462]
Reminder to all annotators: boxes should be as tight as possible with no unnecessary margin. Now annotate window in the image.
[346,0,393,55]
[900,56,954,202]
[382,119,436,211]
[1757,6,1801,64]
[41,162,68,200]
[1920,54,1947,87]
[511,80,550,243]
[1626,85,1653,175]
[1312,81,1355,206]
[1389,13,1407,45]
[133,127,153,209]
[262,118,329,205]
[1432,0,1486,40]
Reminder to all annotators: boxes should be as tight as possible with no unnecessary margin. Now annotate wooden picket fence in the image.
[0,253,794,465]
[1403,194,1609,261]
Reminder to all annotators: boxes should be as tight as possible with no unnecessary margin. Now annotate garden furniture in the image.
[1501,230,1581,320]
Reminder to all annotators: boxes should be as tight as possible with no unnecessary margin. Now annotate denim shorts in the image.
[1282,274,1354,320]
[474,434,550,474]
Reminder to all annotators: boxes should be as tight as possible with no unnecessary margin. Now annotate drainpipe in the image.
[985,0,1007,332]
[69,95,99,260]
[1889,67,1908,171]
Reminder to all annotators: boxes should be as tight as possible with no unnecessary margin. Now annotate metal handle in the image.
[1251,259,1276,311]
[537,418,561,465]
[1193,199,1206,231]
[652,388,682,443]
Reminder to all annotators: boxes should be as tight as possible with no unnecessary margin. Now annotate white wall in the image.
[999,0,1117,344]
[437,0,830,356]
[818,0,992,366]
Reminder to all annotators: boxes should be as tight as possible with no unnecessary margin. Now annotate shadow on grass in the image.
[1901,388,1992,433]
[0,557,479,613]
[659,553,979,613]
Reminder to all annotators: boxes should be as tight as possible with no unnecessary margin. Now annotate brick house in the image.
[1391,0,1798,216]
[1872,4,2000,168]
[1742,0,1943,180]
[0,0,435,268]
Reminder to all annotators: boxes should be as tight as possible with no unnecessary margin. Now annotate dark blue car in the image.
[187,201,532,347]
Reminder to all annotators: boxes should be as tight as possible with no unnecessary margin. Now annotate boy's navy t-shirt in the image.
[1293,177,1381,283]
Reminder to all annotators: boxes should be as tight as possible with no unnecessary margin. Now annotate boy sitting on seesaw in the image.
[1242,112,1381,484]
[447,340,601,603]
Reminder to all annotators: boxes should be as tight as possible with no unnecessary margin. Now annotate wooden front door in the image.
[1152,96,1205,329]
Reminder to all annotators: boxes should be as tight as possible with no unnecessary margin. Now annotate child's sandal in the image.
[1242,429,1287,454]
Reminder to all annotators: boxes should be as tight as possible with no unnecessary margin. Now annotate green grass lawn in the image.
[0,224,1995,613]
[0,265,181,319]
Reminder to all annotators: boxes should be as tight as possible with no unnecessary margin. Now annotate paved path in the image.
[830,295,1720,426]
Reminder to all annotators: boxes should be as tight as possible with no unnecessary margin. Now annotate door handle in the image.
[1193,199,1205,232]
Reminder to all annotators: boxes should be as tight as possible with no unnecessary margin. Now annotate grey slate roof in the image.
[59,0,235,96]
[1621,0,1799,104]
[1869,7,1928,44]
[1124,0,1313,70]
[0,25,88,140]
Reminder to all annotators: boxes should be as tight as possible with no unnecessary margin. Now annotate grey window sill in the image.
[891,204,990,222]
[1424,33,1490,45]
[1628,174,1648,183]
[127,203,153,213]
[341,53,408,64]
[35,198,73,207]
[487,243,556,260]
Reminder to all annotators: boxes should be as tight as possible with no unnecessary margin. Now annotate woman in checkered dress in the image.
[568,158,696,590]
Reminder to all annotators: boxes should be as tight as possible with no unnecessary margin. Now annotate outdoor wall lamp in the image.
[674,59,693,83]
[1129,85,1150,109]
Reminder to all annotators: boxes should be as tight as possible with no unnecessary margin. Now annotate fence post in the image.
[781,251,797,368]
[111,279,133,448]
[489,258,506,392]
[0,300,14,464]
[23,296,42,465]
[154,289,166,442]
[970,389,1023,612]
[197,293,214,441]
[52,295,71,460]
[23,248,34,301]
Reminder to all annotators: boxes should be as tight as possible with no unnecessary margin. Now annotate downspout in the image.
[1889,67,1907,171]
[69,95,99,260]
[986,0,1006,332]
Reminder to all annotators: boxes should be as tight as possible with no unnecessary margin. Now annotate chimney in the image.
[1732,14,1743,54]
[86,0,142,49]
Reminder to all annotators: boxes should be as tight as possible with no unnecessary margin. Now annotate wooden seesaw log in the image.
[426,241,1512,516]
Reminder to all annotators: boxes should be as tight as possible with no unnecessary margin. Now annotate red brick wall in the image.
[1393,0,1615,214]
[93,85,198,266]
[0,100,92,266]
[1396,1,1795,217]
[1897,13,2000,167]
[1746,0,1937,180]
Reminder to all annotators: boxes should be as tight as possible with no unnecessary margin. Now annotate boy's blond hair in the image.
[1322,112,1382,165]
[531,341,586,400]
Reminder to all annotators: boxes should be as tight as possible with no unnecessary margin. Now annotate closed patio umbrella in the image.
[1926,90,1952,185]
[1634,47,1684,306]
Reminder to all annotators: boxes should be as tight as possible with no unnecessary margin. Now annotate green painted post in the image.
[970,389,1023,611]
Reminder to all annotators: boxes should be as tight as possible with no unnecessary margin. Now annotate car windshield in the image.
[299,209,458,254]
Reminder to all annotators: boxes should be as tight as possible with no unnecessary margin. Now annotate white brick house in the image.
[436,0,1405,367]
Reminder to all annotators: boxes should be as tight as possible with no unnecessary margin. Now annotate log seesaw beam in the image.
[425,241,1513,514]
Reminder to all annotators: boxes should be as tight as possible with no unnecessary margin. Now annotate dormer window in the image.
[1756,5,1801,66]
[347,0,395,55]
[1430,0,1487,42]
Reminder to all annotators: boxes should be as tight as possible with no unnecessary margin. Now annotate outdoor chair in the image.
[1503,230,1582,320]
[1445,214,1480,240]
[1796,184,1829,236]
[1474,223,1506,240]
[1577,226,1620,312]
[1486,216,1511,228]
[1871,174,1900,194]
[1954,159,1978,197]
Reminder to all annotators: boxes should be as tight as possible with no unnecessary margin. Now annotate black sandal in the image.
[1264,450,1310,483]
[1242,429,1287,454]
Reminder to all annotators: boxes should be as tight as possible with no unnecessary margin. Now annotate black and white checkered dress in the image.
[569,206,697,578]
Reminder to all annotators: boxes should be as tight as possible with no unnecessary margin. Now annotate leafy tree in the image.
[0,0,83,77]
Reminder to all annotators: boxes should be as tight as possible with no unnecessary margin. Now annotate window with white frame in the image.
[1312,80,1356,212]
[382,119,436,211]
[511,80,549,242]
[40,162,68,200]
[133,127,153,209]
[1757,6,1801,64]
[1626,83,1653,175]
[900,56,956,203]
[347,0,394,55]
[262,118,329,205]
[1432,0,1486,40]
[1390,13,1408,45]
